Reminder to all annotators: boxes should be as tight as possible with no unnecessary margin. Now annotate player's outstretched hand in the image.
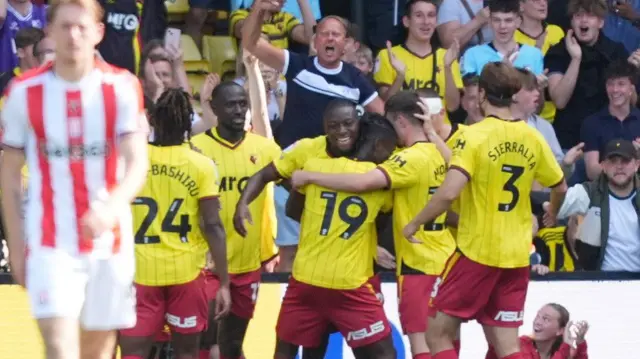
[376,246,396,269]
[214,285,232,320]
[403,221,422,243]
[8,250,26,288]
[233,202,253,237]
[290,170,310,190]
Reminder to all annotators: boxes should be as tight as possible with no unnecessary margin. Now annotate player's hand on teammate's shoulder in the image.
[531,264,550,276]
[376,246,396,269]
[233,202,253,237]
[214,285,232,320]
[402,221,422,244]
[290,170,310,190]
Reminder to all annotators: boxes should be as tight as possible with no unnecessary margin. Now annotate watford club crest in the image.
[250,155,257,164]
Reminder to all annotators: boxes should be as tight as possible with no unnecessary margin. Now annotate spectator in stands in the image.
[32,34,54,65]
[545,0,638,153]
[230,0,316,52]
[97,0,143,74]
[582,60,640,180]
[139,40,192,98]
[231,0,322,22]
[461,0,544,76]
[515,0,565,122]
[437,0,493,50]
[461,74,483,124]
[486,303,589,359]
[0,27,44,96]
[374,0,462,125]
[533,216,582,272]
[0,0,47,72]
[550,139,640,272]
[604,0,640,53]
[353,44,374,78]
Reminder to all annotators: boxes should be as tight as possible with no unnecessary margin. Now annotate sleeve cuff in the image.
[449,165,471,180]
[375,166,392,189]
[361,92,379,107]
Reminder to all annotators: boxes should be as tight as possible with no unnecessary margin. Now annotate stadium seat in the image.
[180,35,202,61]
[202,35,236,75]
[165,0,189,14]
[187,72,208,98]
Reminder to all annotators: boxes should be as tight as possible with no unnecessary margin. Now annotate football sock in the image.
[199,349,211,359]
[433,349,458,359]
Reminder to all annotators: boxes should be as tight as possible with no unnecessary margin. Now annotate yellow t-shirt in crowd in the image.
[229,9,300,50]
[377,142,456,275]
[374,45,463,124]
[191,129,281,274]
[294,157,392,289]
[515,24,565,122]
[132,144,219,286]
[450,116,564,268]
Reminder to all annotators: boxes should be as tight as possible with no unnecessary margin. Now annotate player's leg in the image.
[275,278,330,359]
[217,269,260,359]
[27,250,88,359]
[478,266,530,359]
[426,253,500,359]
[166,273,210,359]
[200,269,220,359]
[301,327,334,359]
[330,281,396,359]
[397,274,438,358]
[90,255,156,359]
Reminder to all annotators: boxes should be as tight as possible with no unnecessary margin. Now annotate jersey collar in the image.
[207,128,246,149]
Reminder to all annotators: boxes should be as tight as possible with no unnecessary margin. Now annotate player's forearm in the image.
[427,131,452,163]
[239,165,280,206]
[205,223,229,286]
[549,182,568,218]
[411,195,451,227]
[305,172,371,193]
[0,170,24,252]
[105,134,148,211]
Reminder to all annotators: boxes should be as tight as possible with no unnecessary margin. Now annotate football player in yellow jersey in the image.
[291,91,455,359]
[275,112,398,359]
[190,81,282,359]
[373,0,463,123]
[119,89,232,359]
[404,62,568,359]
[233,99,363,272]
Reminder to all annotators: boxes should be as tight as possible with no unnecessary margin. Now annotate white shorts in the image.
[26,248,136,330]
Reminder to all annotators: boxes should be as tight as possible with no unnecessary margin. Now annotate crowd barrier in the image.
[1,272,639,359]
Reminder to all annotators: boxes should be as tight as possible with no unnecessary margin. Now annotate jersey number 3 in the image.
[319,191,369,239]
[133,197,193,244]
[498,165,524,212]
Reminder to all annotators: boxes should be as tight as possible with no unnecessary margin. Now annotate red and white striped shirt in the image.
[1,61,148,257]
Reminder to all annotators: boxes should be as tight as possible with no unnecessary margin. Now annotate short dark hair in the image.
[14,27,45,50]
[462,74,479,88]
[323,98,358,120]
[604,59,639,83]
[211,81,245,103]
[405,0,440,16]
[385,90,423,124]
[354,112,397,163]
[568,0,607,18]
[515,68,539,90]
[415,87,440,99]
[489,0,520,14]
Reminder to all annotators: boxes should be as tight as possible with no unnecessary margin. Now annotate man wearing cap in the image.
[545,139,640,272]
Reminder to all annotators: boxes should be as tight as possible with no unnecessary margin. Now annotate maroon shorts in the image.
[369,273,383,304]
[430,252,529,327]
[120,273,209,337]
[398,274,438,334]
[203,269,220,302]
[277,277,391,348]
[155,325,171,342]
[212,269,261,319]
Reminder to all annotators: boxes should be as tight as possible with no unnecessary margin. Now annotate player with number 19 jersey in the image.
[277,157,393,349]
[122,143,220,337]
[433,116,564,327]
[376,142,456,335]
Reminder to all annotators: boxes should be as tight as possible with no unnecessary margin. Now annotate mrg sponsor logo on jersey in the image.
[106,12,139,31]
[219,176,250,193]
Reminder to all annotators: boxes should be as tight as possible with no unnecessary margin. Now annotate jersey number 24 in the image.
[133,197,193,244]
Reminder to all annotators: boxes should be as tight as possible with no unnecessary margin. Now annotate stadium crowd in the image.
[1,0,639,357]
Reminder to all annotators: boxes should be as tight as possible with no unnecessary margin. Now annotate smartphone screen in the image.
[164,28,182,49]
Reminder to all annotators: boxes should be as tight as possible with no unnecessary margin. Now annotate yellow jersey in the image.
[450,116,564,268]
[294,157,392,289]
[534,226,575,272]
[515,24,565,122]
[377,142,456,275]
[229,9,300,50]
[191,129,281,274]
[445,123,467,238]
[272,135,332,178]
[132,144,220,286]
[374,46,463,124]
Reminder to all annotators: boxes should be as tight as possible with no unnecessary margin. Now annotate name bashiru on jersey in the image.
[293,157,392,290]
[132,143,220,287]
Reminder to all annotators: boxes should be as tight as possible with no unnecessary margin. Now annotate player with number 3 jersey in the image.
[119,89,231,359]
[404,63,567,359]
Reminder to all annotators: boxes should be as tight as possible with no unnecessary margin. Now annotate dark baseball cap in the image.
[604,139,638,160]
